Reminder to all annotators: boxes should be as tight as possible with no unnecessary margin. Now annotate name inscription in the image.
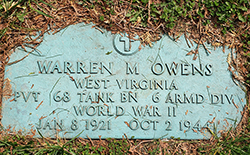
[2,23,246,139]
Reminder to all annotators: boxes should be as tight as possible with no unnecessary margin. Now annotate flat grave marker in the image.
[2,23,246,139]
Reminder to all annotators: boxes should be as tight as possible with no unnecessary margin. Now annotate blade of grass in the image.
[36,128,44,139]
[4,0,21,17]
[63,129,84,147]
[0,28,7,40]
[28,0,53,18]
[0,140,11,146]
[32,0,51,14]
[38,0,56,9]
[10,23,40,31]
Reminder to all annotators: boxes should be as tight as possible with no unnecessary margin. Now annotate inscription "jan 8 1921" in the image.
[2,23,246,139]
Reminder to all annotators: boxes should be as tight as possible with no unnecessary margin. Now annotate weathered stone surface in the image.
[2,23,246,139]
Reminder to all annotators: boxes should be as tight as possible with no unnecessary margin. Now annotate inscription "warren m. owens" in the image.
[37,60,213,76]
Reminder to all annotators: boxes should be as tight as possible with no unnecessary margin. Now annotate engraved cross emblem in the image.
[114,33,140,55]
[119,37,134,52]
